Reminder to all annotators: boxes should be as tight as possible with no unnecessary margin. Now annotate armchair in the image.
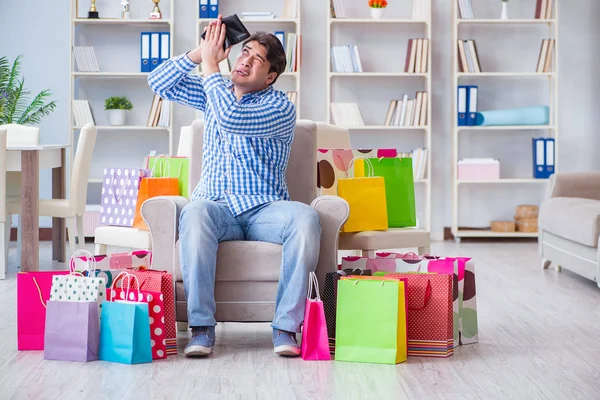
[141,119,349,328]
[539,172,600,287]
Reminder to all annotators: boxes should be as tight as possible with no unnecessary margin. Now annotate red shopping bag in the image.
[301,272,331,361]
[17,271,70,350]
[127,267,177,355]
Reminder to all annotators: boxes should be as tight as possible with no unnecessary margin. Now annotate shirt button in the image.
[224,190,229,194]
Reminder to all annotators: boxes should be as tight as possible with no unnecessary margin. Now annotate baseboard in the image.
[443,227,538,242]
[9,228,93,242]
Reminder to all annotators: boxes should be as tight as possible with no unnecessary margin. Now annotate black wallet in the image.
[200,14,251,50]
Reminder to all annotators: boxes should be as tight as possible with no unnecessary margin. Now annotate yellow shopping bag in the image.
[338,157,388,233]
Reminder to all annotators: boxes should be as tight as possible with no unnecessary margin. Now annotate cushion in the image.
[539,197,600,247]
[174,240,283,282]
[94,226,152,249]
[339,227,430,251]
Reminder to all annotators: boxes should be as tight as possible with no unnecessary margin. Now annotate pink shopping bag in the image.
[301,272,331,361]
[17,270,70,350]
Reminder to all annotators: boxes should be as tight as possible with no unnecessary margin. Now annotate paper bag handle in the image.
[33,277,47,309]
[408,280,432,311]
[306,271,321,301]
[69,249,97,275]
[109,271,141,302]
[150,154,184,178]
[346,156,375,178]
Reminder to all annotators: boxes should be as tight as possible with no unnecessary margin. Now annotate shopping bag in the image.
[323,268,372,353]
[317,148,398,196]
[17,270,70,350]
[362,157,416,227]
[44,300,100,362]
[385,273,454,357]
[341,255,414,273]
[107,285,167,360]
[72,250,152,271]
[99,273,153,364]
[100,168,152,227]
[132,175,179,230]
[146,155,190,198]
[335,277,407,364]
[127,267,177,355]
[338,157,388,232]
[301,272,331,361]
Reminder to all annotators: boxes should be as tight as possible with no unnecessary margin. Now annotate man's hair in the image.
[242,32,287,84]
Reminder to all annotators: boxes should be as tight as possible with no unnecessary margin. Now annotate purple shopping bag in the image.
[100,168,151,227]
[44,301,100,362]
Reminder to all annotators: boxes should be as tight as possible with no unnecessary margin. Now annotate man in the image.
[148,16,321,358]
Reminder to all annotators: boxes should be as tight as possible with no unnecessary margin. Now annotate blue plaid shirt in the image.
[148,53,296,216]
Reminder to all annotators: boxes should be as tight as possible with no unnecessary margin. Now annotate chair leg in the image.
[177,322,189,332]
[66,217,77,256]
[94,243,107,255]
[541,259,551,269]
[76,215,85,247]
[0,222,6,280]
[16,214,21,267]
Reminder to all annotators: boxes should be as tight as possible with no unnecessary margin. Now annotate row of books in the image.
[457,85,478,126]
[384,92,429,127]
[286,91,298,107]
[284,33,299,73]
[404,39,429,74]
[536,39,555,73]
[141,32,170,73]
[535,0,555,19]
[72,100,95,126]
[147,95,170,128]
[73,46,100,73]
[457,40,481,73]
[411,148,428,182]
[331,45,363,73]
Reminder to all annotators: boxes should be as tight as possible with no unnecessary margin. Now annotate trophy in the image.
[149,0,162,19]
[88,0,99,18]
[120,0,131,19]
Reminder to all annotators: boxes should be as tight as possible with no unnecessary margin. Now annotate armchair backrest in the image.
[188,119,318,205]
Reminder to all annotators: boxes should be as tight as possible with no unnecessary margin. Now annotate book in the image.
[330,103,364,126]
[543,39,555,73]
[536,39,549,73]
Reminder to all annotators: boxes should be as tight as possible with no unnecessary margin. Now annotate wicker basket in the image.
[491,220,516,232]
[516,205,539,219]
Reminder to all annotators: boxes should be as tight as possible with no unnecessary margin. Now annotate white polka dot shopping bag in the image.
[99,168,152,227]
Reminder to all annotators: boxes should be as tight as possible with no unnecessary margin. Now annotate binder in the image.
[467,85,478,126]
[274,31,285,48]
[150,32,160,71]
[457,86,468,126]
[208,0,219,18]
[160,32,170,65]
[141,32,151,73]
[544,138,555,178]
[532,138,546,179]
[199,0,209,18]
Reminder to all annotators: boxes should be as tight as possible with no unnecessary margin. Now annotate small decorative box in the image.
[457,158,500,181]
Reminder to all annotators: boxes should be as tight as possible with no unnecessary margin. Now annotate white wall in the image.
[1,0,598,236]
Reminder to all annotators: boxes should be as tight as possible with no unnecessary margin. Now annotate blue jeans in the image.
[179,199,322,333]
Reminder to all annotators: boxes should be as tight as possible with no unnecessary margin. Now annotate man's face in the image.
[231,41,277,90]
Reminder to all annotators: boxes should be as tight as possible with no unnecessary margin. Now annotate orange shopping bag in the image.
[132,176,179,230]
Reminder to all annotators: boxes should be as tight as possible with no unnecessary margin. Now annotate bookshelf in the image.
[70,0,175,233]
[326,0,432,232]
[451,0,558,241]
[195,0,301,118]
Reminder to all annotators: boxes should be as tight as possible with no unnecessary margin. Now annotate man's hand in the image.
[201,16,231,74]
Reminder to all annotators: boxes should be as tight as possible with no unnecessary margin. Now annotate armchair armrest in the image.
[546,172,600,201]
[141,196,189,276]
[311,195,350,294]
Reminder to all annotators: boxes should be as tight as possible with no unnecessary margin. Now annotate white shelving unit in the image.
[195,1,301,117]
[326,1,432,232]
[70,0,175,234]
[451,0,558,240]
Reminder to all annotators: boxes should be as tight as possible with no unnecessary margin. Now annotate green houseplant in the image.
[0,55,57,125]
[104,96,133,126]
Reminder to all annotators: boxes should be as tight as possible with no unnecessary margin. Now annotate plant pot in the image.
[370,8,384,20]
[107,109,128,126]
[500,2,508,20]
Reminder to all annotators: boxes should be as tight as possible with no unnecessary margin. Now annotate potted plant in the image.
[0,55,57,124]
[105,96,133,126]
[501,0,509,19]
[368,0,387,19]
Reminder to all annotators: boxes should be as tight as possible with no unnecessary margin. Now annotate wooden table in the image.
[7,144,69,271]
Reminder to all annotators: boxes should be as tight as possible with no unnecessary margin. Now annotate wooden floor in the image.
[1,241,600,400]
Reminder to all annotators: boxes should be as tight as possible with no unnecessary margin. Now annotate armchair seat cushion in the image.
[539,197,600,247]
[174,240,283,282]
[94,226,152,249]
[339,227,430,251]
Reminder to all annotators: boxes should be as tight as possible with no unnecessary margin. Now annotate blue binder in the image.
[544,138,555,178]
[208,0,219,18]
[467,85,478,126]
[457,86,468,126]
[274,31,285,48]
[150,32,160,71]
[159,32,170,65]
[141,32,150,73]
[199,0,209,18]
[532,138,546,179]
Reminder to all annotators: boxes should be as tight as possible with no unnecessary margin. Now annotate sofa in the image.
[539,172,600,287]
[141,119,349,327]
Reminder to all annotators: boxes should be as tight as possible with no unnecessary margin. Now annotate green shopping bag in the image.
[369,157,416,227]
[335,277,407,365]
[147,156,190,198]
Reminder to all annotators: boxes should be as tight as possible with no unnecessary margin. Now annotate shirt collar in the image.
[227,81,273,100]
